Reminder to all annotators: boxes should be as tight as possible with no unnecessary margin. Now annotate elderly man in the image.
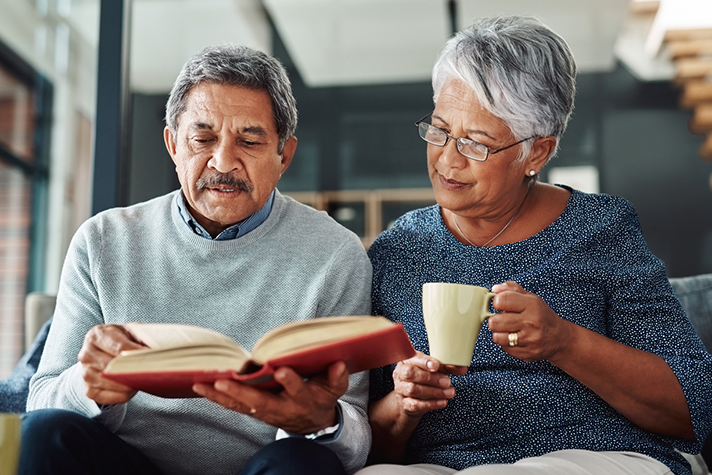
[19,44,372,475]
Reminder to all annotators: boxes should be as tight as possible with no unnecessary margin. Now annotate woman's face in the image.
[427,80,530,218]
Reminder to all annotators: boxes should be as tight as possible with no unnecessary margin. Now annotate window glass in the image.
[0,44,51,378]
[0,162,32,376]
[0,68,36,163]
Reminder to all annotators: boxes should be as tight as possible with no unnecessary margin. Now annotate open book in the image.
[102,316,415,398]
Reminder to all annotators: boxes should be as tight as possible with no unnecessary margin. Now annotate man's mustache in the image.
[196,173,253,192]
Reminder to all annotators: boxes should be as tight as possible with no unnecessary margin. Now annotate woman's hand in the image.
[391,352,465,418]
[488,281,574,362]
[488,281,694,440]
[367,352,466,464]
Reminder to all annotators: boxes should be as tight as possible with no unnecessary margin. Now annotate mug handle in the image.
[482,292,497,319]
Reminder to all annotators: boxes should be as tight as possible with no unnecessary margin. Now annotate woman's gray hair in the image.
[432,16,576,163]
[165,44,297,153]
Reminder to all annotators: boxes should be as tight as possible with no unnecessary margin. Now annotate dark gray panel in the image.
[602,109,711,277]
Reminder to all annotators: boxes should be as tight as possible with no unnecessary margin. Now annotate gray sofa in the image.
[668,274,712,470]
[3,276,712,472]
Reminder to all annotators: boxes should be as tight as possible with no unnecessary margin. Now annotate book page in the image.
[125,323,243,351]
[105,345,250,373]
[251,315,393,364]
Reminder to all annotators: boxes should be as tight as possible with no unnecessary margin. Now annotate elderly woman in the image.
[358,16,712,475]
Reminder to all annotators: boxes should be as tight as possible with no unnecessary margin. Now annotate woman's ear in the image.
[526,136,557,173]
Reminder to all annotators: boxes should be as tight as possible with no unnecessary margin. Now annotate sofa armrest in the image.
[669,274,712,353]
[24,292,56,351]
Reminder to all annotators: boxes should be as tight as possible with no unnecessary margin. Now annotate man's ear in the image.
[164,127,178,165]
[279,136,298,175]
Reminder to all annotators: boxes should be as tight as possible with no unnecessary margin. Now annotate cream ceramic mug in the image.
[422,282,496,366]
[0,413,21,475]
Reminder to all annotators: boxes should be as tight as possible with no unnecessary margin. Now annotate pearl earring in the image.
[528,170,536,176]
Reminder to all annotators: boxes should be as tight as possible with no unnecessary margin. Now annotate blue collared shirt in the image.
[176,190,275,240]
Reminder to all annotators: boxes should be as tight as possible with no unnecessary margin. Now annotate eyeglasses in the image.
[414,113,537,162]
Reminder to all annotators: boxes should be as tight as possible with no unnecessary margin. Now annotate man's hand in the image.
[192,361,349,434]
[77,324,146,406]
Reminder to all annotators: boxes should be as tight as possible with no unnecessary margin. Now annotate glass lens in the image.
[418,123,447,145]
[458,139,489,161]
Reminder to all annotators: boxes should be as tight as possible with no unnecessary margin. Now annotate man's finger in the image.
[87,388,138,406]
[194,380,265,415]
[84,325,146,358]
[272,366,311,397]
[326,361,349,397]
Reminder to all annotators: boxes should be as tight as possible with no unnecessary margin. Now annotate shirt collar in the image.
[176,190,275,241]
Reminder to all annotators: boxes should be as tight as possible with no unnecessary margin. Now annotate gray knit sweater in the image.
[27,190,373,474]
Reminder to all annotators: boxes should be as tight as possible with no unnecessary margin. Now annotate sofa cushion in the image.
[0,318,51,413]
[669,274,712,353]
[669,274,712,473]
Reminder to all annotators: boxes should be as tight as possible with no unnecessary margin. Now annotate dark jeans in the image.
[19,409,347,475]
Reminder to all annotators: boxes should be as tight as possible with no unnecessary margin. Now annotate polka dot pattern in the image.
[368,189,712,475]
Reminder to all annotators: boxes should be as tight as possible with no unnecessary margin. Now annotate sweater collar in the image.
[175,189,275,240]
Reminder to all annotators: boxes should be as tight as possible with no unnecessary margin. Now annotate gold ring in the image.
[508,332,518,347]
[249,408,257,414]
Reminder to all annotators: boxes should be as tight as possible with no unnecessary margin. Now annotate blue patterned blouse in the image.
[368,188,712,475]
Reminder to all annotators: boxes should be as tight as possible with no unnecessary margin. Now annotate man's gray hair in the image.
[432,16,576,162]
[165,44,297,153]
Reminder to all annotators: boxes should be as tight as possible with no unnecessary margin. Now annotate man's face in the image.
[164,82,296,237]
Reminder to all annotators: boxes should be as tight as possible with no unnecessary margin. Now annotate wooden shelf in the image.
[285,188,436,247]
[702,132,712,160]
[680,80,712,108]
[665,28,712,42]
[668,39,712,60]
[674,57,712,82]
[656,8,712,161]
[690,103,712,134]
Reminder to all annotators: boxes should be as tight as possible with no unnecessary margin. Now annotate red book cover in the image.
[103,322,414,398]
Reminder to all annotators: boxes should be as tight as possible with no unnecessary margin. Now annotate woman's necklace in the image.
[453,191,528,247]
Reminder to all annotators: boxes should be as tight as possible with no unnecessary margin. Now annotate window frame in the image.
[0,38,53,293]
